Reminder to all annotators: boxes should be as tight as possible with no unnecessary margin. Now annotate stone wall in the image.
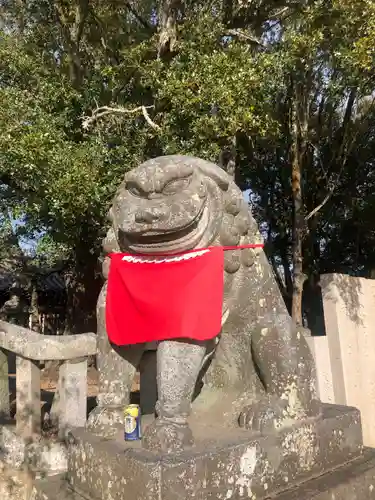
[310,274,375,446]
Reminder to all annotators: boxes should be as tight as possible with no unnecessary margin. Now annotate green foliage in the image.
[0,31,129,255]
[0,0,375,316]
[30,234,70,269]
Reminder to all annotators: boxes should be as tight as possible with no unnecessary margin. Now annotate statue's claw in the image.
[142,418,193,454]
[86,406,123,438]
[239,396,288,433]
[239,395,322,434]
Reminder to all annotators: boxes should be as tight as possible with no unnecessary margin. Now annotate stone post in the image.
[16,357,41,437]
[0,348,9,419]
[57,358,88,437]
[306,335,335,404]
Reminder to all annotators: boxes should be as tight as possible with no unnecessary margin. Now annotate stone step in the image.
[275,448,375,499]
[65,404,364,500]
[31,475,88,500]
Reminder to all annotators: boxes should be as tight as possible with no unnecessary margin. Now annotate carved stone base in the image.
[0,424,67,475]
[85,405,123,438]
[32,449,375,500]
[31,404,367,500]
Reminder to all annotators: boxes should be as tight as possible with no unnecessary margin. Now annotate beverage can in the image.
[124,404,141,441]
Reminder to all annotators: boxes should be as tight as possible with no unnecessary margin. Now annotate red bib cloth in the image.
[106,247,225,346]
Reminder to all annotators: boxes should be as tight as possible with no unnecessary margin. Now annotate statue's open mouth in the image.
[124,205,210,255]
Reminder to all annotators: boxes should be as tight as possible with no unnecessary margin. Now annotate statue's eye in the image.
[163,178,190,195]
[126,183,144,197]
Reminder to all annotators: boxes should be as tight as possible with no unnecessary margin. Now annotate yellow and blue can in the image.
[124,404,141,441]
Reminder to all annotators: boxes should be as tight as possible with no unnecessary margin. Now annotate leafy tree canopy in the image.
[0,0,374,328]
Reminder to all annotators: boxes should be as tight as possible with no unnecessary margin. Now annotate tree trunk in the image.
[64,245,102,335]
[290,89,307,326]
[15,0,25,34]
[158,0,180,57]
[29,284,39,331]
[55,0,89,88]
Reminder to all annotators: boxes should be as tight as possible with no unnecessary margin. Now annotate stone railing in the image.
[0,320,96,473]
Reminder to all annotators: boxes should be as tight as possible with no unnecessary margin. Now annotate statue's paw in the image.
[142,419,193,454]
[239,396,288,434]
[86,406,123,437]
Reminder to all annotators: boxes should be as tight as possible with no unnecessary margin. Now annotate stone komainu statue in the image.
[87,155,320,452]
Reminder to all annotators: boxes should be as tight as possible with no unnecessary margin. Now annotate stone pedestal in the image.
[32,403,375,500]
[0,424,67,475]
[33,450,375,500]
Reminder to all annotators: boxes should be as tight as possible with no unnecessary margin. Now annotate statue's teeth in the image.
[122,249,210,264]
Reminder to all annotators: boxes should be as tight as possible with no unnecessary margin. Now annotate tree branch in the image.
[82,105,161,131]
[270,6,290,19]
[305,90,375,221]
[224,28,265,46]
[305,189,334,221]
[124,1,153,31]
